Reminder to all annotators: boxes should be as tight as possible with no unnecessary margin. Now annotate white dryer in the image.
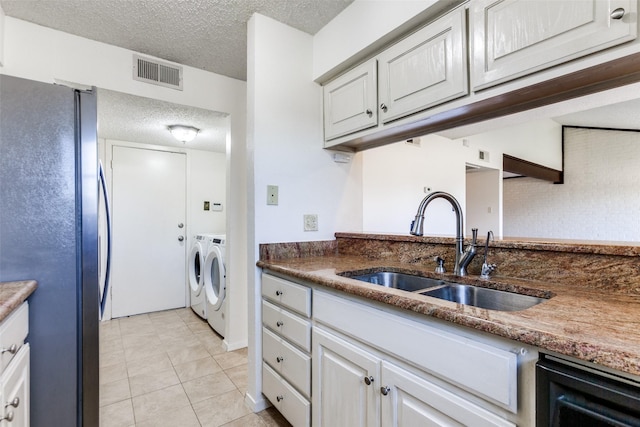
[204,234,226,337]
[188,234,214,319]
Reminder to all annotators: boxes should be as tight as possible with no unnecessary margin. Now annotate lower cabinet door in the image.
[0,344,29,427]
[380,360,515,427]
[312,327,380,427]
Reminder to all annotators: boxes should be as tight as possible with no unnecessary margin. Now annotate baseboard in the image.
[244,391,270,413]
[223,338,248,352]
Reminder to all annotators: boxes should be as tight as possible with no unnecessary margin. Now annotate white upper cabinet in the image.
[323,6,468,143]
[323,59,378,141]
[378,6,468,124]
[471,0,638,90]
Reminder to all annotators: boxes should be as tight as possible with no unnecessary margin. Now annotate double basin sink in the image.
[344,271,547,312]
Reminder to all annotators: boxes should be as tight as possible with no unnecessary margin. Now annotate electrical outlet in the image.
[304,214,318,231]
[267,185,278,205]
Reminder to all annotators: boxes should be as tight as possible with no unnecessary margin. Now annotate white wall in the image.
[190,151,227,235]
[0,3,5,66]
[466,169,501,237]
[246,13,363,411]
[0,16,248,349]
[361,119,562,237]
[453,119,563,171]
[504,128,640,241]
[362,135,466,236]
[313,0,439,80]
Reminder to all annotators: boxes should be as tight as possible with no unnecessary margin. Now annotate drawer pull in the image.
[611,7,625,19]
[276,321,284,327]
[275,290,283,296]
[1,344,18,355]
[364,375,374,386]
[0,411,14,422]
[276,356,284,363]
[380,386,390,396]
[5,397,19,408]
[276,395,284,402]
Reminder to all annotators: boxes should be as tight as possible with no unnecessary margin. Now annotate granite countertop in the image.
[0,281,37,323]
[258,253,640,378]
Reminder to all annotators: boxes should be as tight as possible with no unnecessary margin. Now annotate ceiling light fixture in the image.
[168,125,199,143]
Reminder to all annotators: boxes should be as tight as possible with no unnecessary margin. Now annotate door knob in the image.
[178,223,184,228]
[178,236,184,242]
[380,103,388,112]
[380,386,390,396]
[365,109,373,116]
[364,376,374,385]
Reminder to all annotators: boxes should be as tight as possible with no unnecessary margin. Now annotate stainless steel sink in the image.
[420,283,546,311]
[347,271,448,292]
[345,270,548,311]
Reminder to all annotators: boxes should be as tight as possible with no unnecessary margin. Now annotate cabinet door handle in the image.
[275,290,283,296]
[611,7,625,19]
[276,395,284,402]
[0,411,14,422]
[380,103,388,112]
[276,321,284,327]
[1,344,18,355]
[364,375,374,385]
[380,386,390,396]
[365,109,373,117]
[5,397,19,408]
[178,235,184,242]
[276,356,284,363]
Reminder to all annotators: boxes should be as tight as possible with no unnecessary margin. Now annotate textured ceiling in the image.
[0,0,353,81]
[97,89,229,152]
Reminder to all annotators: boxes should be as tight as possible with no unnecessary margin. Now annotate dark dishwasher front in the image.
[537,355,640,426]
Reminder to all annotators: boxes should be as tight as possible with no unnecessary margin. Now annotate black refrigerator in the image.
[0,74,99,426]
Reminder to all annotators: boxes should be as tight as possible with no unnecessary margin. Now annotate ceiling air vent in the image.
[133,54,183,90]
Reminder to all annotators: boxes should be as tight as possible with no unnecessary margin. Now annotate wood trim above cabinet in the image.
[337,52,640,151]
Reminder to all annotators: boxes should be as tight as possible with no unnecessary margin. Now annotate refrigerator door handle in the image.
[99,160,112,319]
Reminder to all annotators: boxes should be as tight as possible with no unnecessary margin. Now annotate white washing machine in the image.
[188,234,215,319]
[204,234,226,337]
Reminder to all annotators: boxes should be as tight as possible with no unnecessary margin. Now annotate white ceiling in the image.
[0,0,353,81]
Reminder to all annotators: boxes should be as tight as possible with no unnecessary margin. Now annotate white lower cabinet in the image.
[313,325,515,427]
[380,361,514,427]
[0,303,30,427]
[312,327,380,427]
[261,273,535,427]
[0,345,29,427]
[261,274,312,426]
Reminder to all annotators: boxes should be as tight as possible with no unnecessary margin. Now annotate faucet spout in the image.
[410,191,465,275]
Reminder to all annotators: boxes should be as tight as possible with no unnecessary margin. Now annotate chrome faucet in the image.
[481,231,497,279]
[410,191,477,276]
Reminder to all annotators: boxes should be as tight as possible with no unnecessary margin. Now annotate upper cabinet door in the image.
[471,0,638,90]
[378,6,468,124]
[323,59,377,141]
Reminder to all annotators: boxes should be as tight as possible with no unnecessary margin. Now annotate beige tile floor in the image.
[99,307,291,427]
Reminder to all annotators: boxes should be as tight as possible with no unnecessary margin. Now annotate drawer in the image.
[262,362,310,427]
[0,303,29,374]
[262,328,311,398]
[262,274,311,317]
[262,299,311,352]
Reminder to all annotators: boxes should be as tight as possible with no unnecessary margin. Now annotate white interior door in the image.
[111,146,187,318]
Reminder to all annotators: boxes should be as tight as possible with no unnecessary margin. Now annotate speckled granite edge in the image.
[0,280,37,322]
[335,234,640,295]
[259,240,337,260]
[335,232,640,256]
